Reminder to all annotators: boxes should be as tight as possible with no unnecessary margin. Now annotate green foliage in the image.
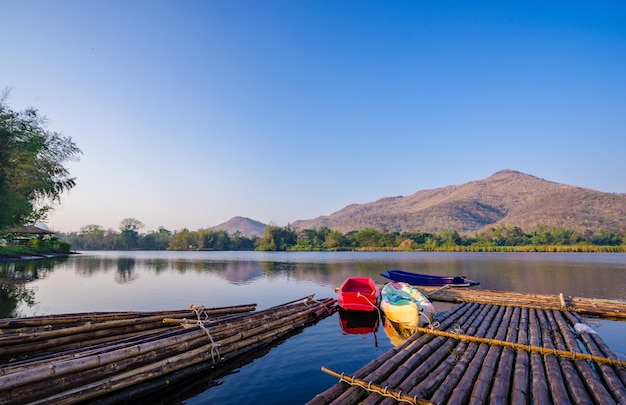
[0,91,81,230]
[256,224,297,251]
[53,220,625,253]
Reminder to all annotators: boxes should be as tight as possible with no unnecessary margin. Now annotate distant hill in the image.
[210,216,266,238]
[292,170,626,234]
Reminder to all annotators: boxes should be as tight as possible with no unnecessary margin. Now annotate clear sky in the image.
[2,1,625,233]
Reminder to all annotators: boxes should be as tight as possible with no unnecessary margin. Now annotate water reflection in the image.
[338,309,380,335]
[1,251,624,316]
[0,251,624,403]
[0,257,67,317]
[382,316,416,346]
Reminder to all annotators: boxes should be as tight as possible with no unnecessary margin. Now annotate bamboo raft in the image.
[308,302,626,404]
[419,286,626,319]
[0,295,336,404]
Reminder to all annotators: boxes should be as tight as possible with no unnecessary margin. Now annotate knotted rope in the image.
[178,304,221,363]
[321,367,434,405]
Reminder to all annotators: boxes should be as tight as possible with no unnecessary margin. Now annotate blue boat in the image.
[380,269,479,287]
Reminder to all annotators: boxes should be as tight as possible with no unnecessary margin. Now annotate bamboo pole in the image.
[535,309,571,403]
[406,303,489,401]
[528,309,549,404]
[0,304,256,329]
[446,305,507,404]
[406,323,626,368]
[422,287,626,319]
[469,305,513,403]
[337,305,475,404]
[543,309,592,404]
[305,332,411,405]
[551,310,616,405]
[0,298,335,404]
[510,307,530,405]
[0,300,310,387]
[321,367,434,405]
[329,303,477,405]
[428,304,500,405]
[562,311,626,404]
[21,299,334,405]
[488,306,520,403]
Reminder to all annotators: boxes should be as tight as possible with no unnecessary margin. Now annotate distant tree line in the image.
[58,219,624,252]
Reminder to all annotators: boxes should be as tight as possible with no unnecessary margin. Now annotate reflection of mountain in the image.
[219,262,263,284]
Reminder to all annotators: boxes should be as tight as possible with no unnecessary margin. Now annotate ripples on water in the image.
[1,251,624,403]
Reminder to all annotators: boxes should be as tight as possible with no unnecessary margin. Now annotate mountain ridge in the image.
[213,170,625,236]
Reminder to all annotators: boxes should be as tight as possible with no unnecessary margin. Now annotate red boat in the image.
[337,277,380,311]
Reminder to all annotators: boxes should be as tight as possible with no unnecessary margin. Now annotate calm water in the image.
[1,251,625,404]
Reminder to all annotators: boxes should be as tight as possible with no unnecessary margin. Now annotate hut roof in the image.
[3,225,55,235]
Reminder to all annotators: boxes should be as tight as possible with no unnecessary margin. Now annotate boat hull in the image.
[380,269,479,287]
[380,282,434,329]
[337,277,380,311]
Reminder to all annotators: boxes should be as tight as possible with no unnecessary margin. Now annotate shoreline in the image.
[0,252,75,262]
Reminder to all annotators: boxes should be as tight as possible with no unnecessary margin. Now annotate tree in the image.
[119,218,144,250]
[119,218,144,232]
[324,230,344,249]
[0,90,81,229]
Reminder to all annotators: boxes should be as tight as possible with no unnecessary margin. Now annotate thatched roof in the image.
[3,225,55,235]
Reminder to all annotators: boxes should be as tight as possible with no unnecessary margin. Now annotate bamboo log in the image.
[407,303,488,400]
[488,306,520,403]
[19,299,334,405]
[552,310,616,405]
[0,300,308,381]
[529,309,549,403]
[338,305,475,404]
[422,287,626,319]
[0,305,256,343]
[428,304,500,405]
[536,309,571,404]
[469,305,512,403]
[0,298,334,404]
[510,307,530,405]
[446,305,507,404]
[563,312,626,404]
[305,330,414,405]
[544,309,592,404]
[321,367,434,405]
[325,303,477,405]
[0,305,257,360]
[0,304,256,329]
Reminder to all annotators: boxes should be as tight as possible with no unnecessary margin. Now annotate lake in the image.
[1,251,625,404]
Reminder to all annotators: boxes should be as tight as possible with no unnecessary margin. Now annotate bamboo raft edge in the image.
[419,286,626,319]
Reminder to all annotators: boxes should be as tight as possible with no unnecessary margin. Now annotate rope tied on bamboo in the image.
[187,304,221,363]
[411,325,626,367]
[321,367,433,405]
[425,284,450,298]
[307,296,332,314]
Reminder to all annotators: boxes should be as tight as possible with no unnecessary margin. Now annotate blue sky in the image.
[3,1,625,232]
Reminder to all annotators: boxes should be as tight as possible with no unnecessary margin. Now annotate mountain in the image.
[210,216,266,238]
[292,170,626,234]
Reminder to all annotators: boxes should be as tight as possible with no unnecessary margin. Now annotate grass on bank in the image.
[0,240,72,259]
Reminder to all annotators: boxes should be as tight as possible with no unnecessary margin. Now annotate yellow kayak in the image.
[380,282,434,329]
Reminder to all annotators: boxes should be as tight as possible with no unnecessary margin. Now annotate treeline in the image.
[58,221,625,252]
